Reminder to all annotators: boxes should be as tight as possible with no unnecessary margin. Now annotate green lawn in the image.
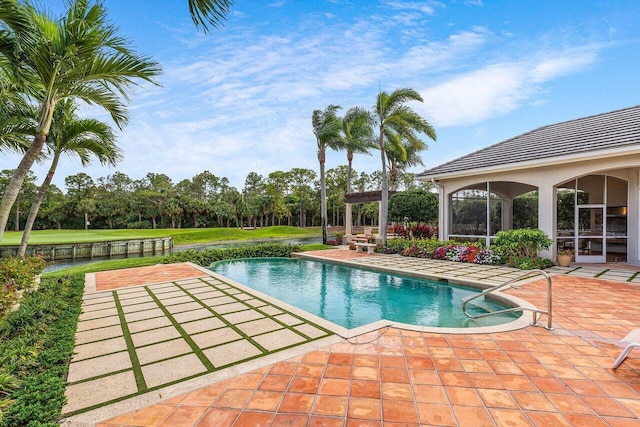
[2,225,321,246]
[44,243,334,277]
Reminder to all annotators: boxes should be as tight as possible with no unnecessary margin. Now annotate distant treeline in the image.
[1,167,432,231]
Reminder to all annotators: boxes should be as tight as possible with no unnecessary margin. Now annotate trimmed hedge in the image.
[163,243,303,266]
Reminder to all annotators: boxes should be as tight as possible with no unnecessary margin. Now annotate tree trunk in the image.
[0,134,47,241]
[152,216,156,228]
[84,211,89,231]
[389,161,399,192]
[379,126,389,245]
[14,194,20,232]
[18,155,59,257]
[319,147,328,244]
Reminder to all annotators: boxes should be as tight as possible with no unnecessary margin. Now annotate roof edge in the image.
[417,145,640,181]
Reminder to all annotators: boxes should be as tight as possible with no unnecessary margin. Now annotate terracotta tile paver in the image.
[94,263,208,291]
[74,256,640,426]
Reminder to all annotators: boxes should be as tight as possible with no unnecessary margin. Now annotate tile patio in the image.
[61,251,640,426]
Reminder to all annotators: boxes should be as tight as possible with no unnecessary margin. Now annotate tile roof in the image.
[418,105,640,178]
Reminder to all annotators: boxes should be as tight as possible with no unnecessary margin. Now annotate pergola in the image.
[344,190,396,239]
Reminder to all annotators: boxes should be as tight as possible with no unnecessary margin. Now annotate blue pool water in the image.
[211,258,520,329]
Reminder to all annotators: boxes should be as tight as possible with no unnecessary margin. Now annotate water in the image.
[211,258,520,329]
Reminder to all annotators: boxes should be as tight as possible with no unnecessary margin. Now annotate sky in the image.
[3,0,640,191]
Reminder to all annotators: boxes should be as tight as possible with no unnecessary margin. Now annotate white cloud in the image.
[384,1,445,15]
[417,46,601,127]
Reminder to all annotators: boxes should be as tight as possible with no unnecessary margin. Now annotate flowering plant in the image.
[557,249,574,256]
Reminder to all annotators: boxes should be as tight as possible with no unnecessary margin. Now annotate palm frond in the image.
[189,0,233,33]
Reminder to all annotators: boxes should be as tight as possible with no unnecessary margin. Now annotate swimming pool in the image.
[211,258,520,329]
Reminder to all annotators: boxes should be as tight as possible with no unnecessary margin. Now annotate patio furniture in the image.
[355,242,376,254]
[612,328,640,369]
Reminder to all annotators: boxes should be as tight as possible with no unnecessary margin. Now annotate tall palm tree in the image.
[0,0,160,242]
[373,88,436,245]
[338,107,375,235]
[18,100,120,256]
[188,0,233,32]
[340,107,375,195]
[312,105,343,244]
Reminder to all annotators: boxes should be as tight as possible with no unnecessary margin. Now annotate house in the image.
[417,105,640,264]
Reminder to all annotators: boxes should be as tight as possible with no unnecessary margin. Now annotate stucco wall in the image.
[426,153,640,264]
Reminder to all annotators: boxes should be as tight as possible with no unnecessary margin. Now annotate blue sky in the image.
[3,0,640,190]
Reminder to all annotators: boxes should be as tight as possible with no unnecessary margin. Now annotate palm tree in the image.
[338,107,375,236]
[188,0,233,32]
[386,133,431,191]
[0,72,35,153]
[0,0,160,242]
[373,88,436,245]
[312,105,343,244]
[18,100,120,256]
[340,107,375,195]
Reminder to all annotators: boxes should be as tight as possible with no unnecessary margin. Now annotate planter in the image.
[557,254,572,267]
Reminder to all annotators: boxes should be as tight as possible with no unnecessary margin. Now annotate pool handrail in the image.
[461,269,553,330]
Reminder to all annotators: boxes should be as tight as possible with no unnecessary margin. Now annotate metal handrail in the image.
[462,269,553,330]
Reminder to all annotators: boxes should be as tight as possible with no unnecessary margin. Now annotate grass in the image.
[45,243,336,277]
[45,257,166,277]
[1,226,321,246]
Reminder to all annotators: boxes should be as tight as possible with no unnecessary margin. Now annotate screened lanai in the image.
[418,105,640,265]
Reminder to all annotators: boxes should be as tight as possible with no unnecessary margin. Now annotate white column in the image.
[538,185,555,259]
[439,185,447,241]
[345,203,353,239]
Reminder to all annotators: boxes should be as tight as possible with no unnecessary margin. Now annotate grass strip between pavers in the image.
[113,292,148,390]
[144,286,216,371]
[63,275,334,417]
[175,282,270,355]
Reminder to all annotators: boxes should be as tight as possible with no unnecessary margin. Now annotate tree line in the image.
[1,167,432,233]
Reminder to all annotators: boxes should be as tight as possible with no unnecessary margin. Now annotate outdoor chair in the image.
[612,328,640,369]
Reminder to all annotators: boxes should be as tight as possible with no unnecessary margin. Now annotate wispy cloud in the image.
[418,45,600,127]
[14,1,623,190]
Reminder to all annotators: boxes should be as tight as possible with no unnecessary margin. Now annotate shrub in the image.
[410,223,438,239]
[0,256,46,291]
[163,243,302,267]
[0,274,84,425]
[393,224,410,238]
[494,228,552,260]
[0,283,17,319]
[326,239,337,246]
[510,255,553,270]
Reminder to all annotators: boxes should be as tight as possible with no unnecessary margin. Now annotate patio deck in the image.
[62,251,640,426]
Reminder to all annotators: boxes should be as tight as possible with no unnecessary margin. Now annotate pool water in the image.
[211,258,520,329]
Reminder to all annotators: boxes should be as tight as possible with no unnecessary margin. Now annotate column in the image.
[345,202,353,239]
[538,185,554,259]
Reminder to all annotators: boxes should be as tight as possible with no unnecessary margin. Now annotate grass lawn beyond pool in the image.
[1,225,321,246]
